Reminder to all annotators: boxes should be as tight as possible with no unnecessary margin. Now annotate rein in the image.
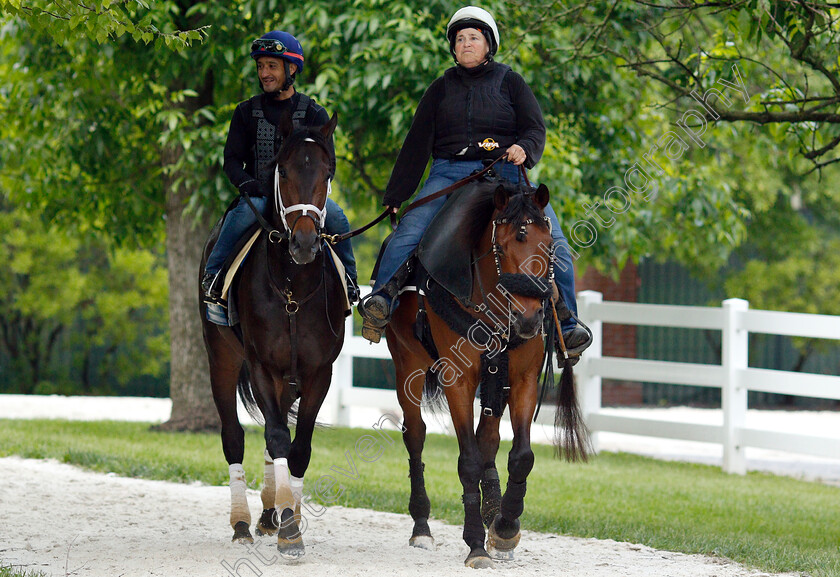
[323,154,510,246]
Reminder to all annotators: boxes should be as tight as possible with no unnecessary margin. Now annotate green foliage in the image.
[1,418,838,577]
[0,198,169,394]
[0,0,207,47]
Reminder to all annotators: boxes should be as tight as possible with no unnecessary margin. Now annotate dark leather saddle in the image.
[370,180,484,302]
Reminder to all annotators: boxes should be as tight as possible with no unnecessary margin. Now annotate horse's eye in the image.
[278,167,287,179]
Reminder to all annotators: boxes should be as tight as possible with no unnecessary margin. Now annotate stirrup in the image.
[361,319,385,344]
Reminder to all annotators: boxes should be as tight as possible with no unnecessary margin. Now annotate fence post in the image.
[722,298,749,475]
[576,290,603,452]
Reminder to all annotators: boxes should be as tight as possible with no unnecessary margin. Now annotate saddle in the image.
[416,183,480,304]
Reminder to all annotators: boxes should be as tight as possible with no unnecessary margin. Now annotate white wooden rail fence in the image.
[324,289,840,475]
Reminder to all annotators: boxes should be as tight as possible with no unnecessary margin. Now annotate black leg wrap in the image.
[500,480,527,522]
[480,466,502,528]
[408,458,431,522]
[461,492,485,549]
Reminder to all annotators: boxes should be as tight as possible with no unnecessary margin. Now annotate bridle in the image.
[470,199,555,339]
[269,136,332,243]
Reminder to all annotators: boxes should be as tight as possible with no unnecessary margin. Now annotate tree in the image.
[0,197,169,394]
[4,0,837,428]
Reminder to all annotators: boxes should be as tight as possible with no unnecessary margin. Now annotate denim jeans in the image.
[205,196,357,283]
[373,158,578,330]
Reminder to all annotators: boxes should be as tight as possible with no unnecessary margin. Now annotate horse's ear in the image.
[321,112,338,139]
[493,184,509,211]
[535,183,550,209]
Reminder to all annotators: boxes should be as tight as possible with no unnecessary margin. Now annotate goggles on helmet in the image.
[251,38,287,54]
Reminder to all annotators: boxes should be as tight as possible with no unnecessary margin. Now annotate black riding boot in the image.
[202,272,224,302]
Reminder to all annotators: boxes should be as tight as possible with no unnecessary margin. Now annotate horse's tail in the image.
[554,358,590,462]
[422,368,449,415]
[236,364,265,426]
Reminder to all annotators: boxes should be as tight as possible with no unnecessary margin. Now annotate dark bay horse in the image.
[386,180,589,568]
[200,114,346,559]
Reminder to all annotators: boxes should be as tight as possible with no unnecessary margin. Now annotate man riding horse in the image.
[201,31,359,305]
[358,6,590,360]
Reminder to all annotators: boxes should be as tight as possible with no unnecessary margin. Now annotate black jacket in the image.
[223,91,335,197]
[383,61,546,207]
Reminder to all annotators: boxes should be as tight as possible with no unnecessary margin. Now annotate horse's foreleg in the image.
[487,383,536,560]
[253,365,303,559]
[255,449,278,536]
[475,415,502,528]
[449,399,494,569]
[287,369,331,531]
[209,355,253,544]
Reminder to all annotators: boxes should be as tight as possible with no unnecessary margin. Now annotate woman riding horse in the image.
[387,177,589,567]
[358,6,590,362]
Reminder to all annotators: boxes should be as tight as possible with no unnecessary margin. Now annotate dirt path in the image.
[0,456,794,577]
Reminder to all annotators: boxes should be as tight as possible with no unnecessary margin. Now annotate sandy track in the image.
[0,456,794,577]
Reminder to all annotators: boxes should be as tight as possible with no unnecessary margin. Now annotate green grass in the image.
[1,418,838,576]
[0,564,48,577]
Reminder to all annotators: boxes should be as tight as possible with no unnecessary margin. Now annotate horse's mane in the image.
[461,179,549,246]
[275,125,330,160]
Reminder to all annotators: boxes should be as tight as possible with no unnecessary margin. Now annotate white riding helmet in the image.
[446,6,500,58]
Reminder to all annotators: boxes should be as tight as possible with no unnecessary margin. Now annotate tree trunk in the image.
[156,165,220,432]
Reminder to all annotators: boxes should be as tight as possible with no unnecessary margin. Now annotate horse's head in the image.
[272,113,338,264]
[483,181,553,340]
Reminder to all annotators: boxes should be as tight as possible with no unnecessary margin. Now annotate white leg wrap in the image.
[290,475,304,525]
[274,458,294,513]
[261,449,275,510]
[229,464,251,528]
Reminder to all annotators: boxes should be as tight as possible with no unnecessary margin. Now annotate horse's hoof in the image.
[277,538,305,560]
[409,535,435,550]
[255,508,278,536]
[232,521,254,544]
[487,515,520,560]
[464,547,495,569]
[276,507,304,560]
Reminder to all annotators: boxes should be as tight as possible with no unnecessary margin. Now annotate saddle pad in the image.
[416,184,477,303]
[221,230,350,315]
[222,229,262,301]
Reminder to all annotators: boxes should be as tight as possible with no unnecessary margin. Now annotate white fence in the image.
[576,290,840,474]
[323,289,840,475]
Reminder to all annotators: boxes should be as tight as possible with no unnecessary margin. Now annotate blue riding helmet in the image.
[250,30,305,74]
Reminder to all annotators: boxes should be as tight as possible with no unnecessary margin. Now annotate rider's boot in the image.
[358,262,411,343]
[202,271,224,302]
[555,298,591,366]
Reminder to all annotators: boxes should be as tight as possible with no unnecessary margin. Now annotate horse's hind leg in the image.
[476,414,502,529]
[208,351,253,544]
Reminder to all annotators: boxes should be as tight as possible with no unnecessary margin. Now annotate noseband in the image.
[271,137,331,242]
[489,214,555,295]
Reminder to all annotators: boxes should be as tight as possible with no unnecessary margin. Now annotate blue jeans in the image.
[373,158,577,330]
[206,196,357,282]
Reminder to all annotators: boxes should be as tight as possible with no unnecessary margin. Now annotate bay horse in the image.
[199,114,345,559]
[386,179,589,568]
